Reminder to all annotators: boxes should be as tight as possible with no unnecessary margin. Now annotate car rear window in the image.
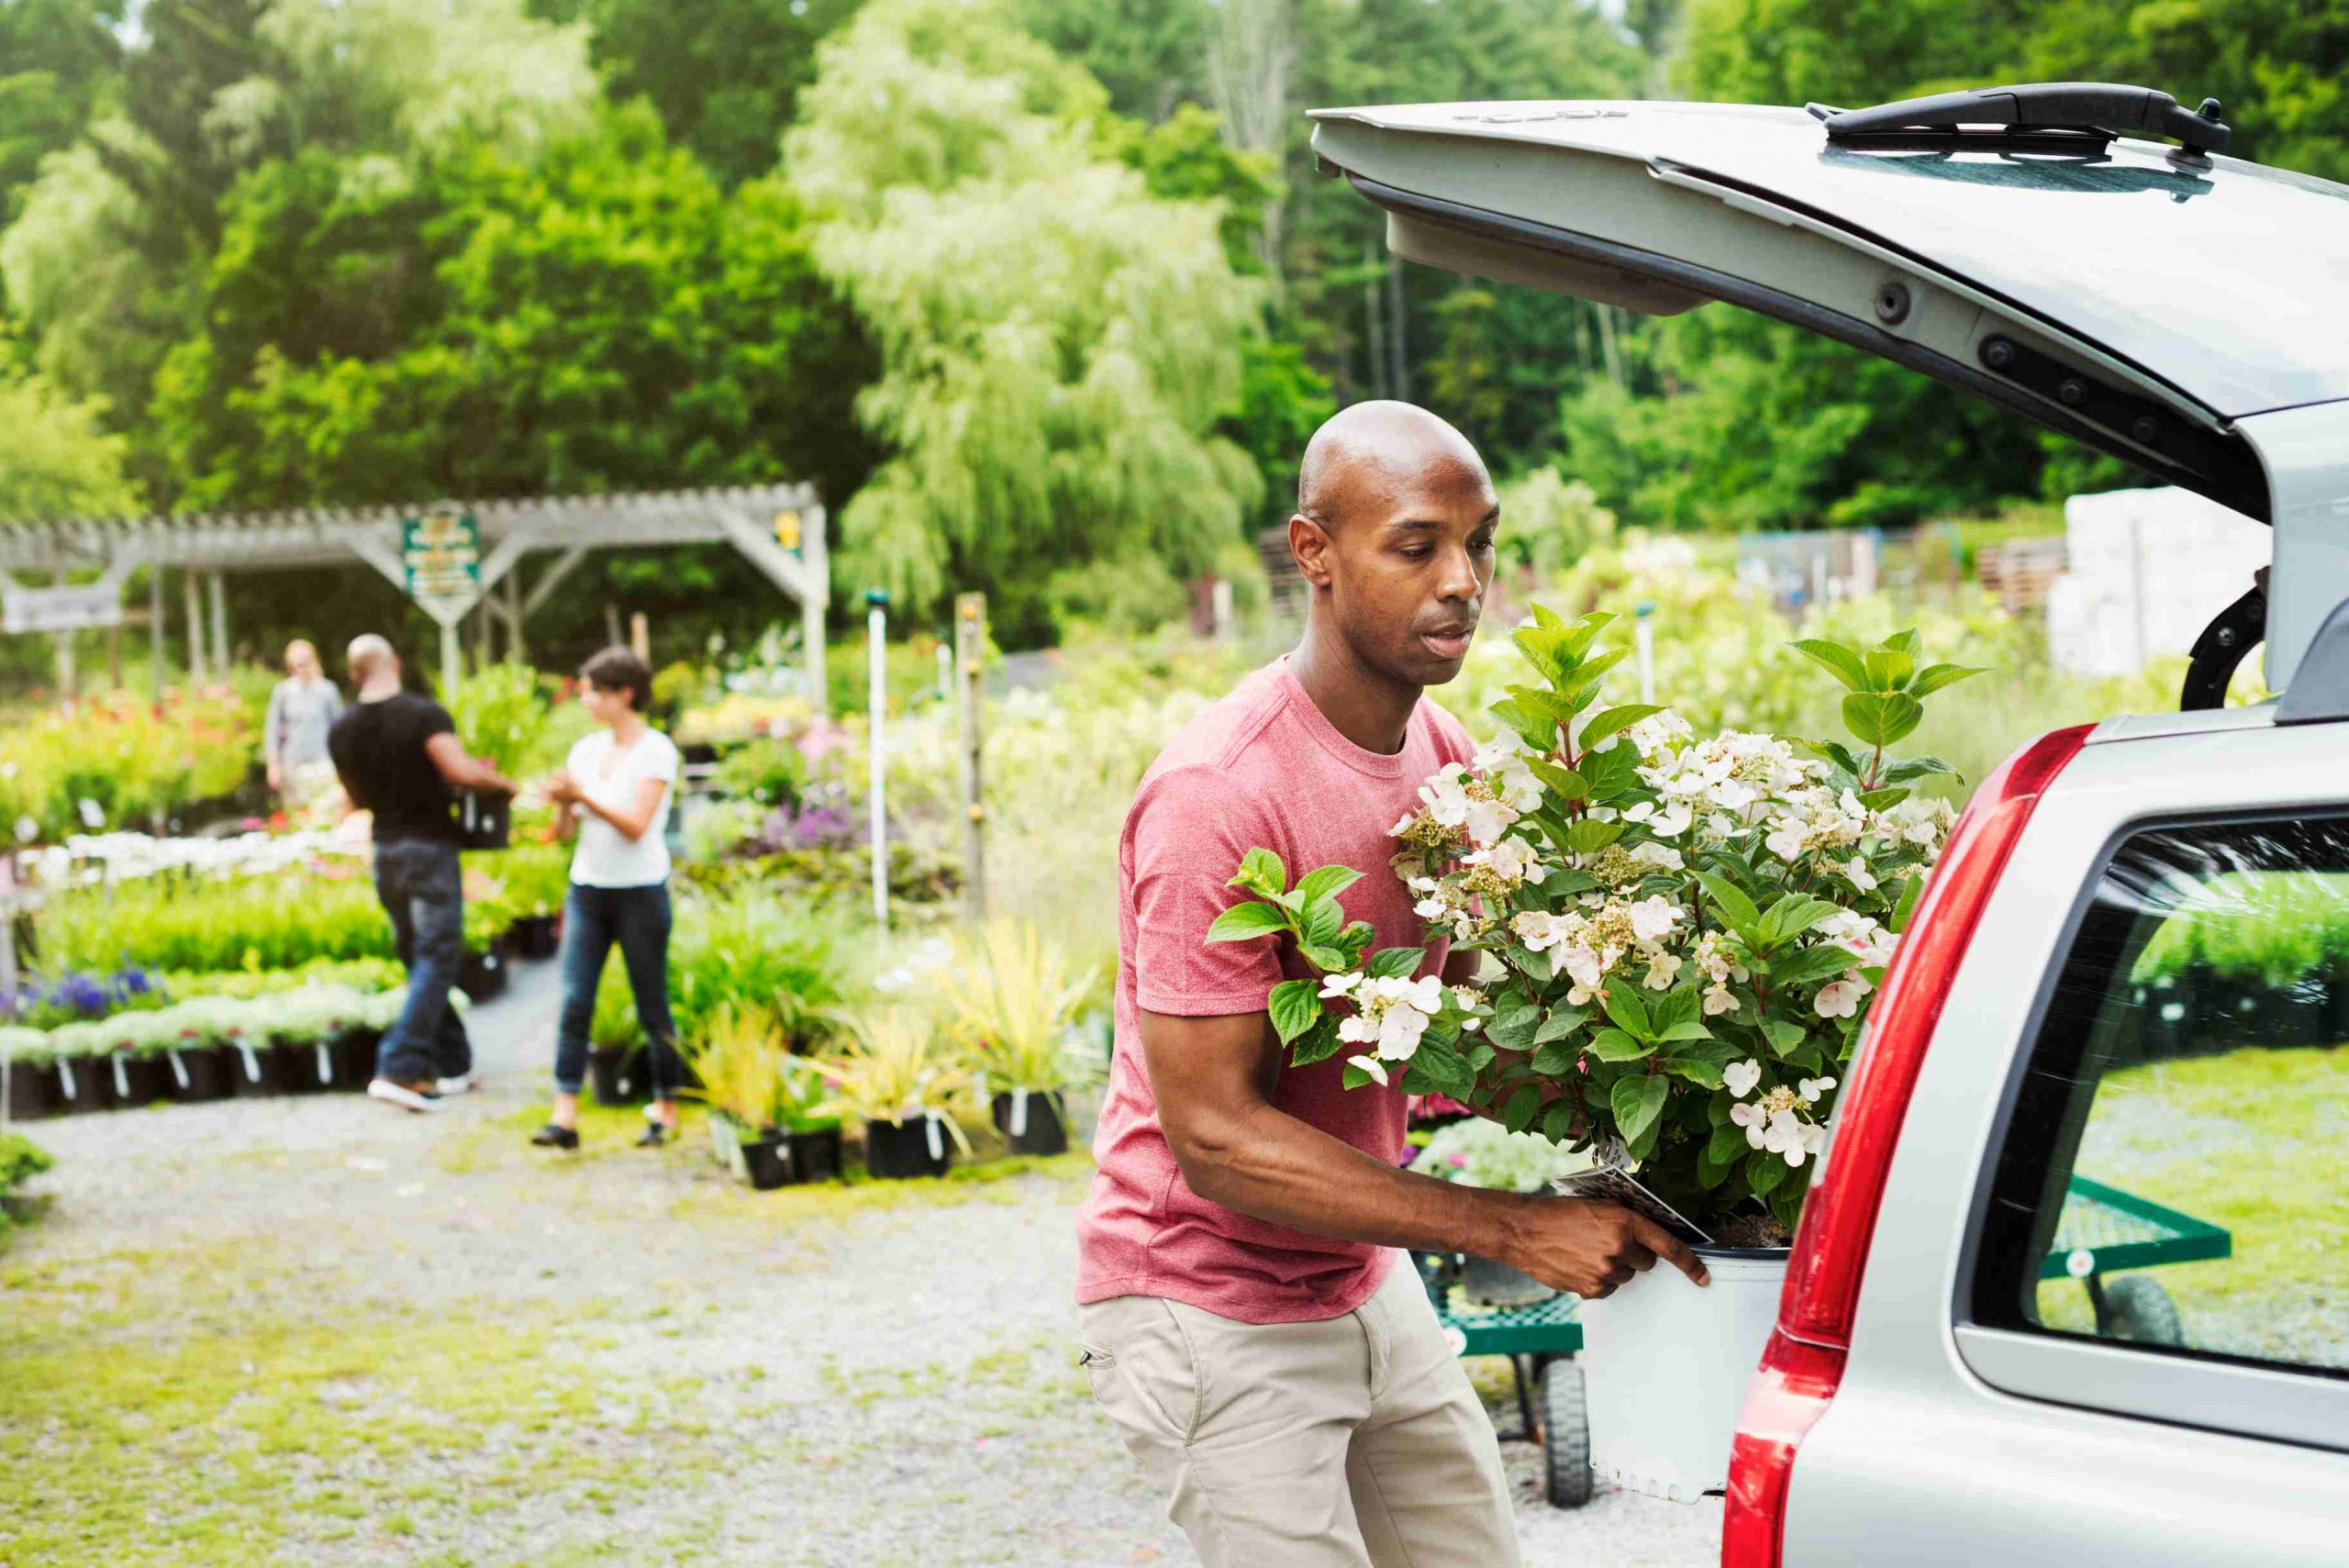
[1970,814,2349,1379]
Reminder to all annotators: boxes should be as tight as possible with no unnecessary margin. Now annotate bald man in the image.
[1074,402,1702,1567]
[328,635,516,1113]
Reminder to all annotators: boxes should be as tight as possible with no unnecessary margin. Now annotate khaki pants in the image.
[1079,1259,1520,1568]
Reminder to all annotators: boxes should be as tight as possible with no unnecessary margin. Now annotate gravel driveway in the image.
[0,958,1722,1566]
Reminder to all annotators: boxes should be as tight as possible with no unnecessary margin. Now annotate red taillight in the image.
[1721,724,2092,1567]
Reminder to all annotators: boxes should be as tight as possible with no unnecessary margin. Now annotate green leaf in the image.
[1299,943,1352,973]
[1524,757,1588,801]
[1842,692,1923,750]
[1586,1028,1652,1062]
[1889,873,1924,935]
[1338,921,1376,957]
[1302,898,1344,947]
[1268,980,1322,1046]
[1747,1151,1789,1198]
[1408,1038,1476,1101]
[1881,628,1921,654]
[1503,943,1553,985]
[1862,648,1915,691]
[1855,786,1909,812]
[1880,755,1954,784]
[1531,1040,1575,1075]
[1290,1015,1343,1067]
[1788,639,1867,692]
[1694,871,1763,936]
[1365,946,1426,981]
[1708,1123,1753,1166]
[1765,944,1865,989]
[1205,902,1289,944]
[1611,1074,1669,1149]
[1659,1020,1717,1043]
[1578,704,1664,751]
[1229,848,1287,897]
[1542,1102,1575,1144]
[1759,894,1845,948]
[1341,1061,1382,1091]
[1908,662,1987,698]
[1565,817,1624,855]
[1762,1018,1810,1058]
[1501,1085,1542,1135]
[1532,1007,1589,1044]
[1489,698,1557,751]
[1599,978,1653,1040]
[1556,610,1615,661]
[1530,602,1568,632]
[1511,626,1567,685]
[1295,866,1364,907]
[1486,991,1541,1051]
[1577,740,1642,802]
[1799,737,1865,777]
[1659,1054,1726,1089]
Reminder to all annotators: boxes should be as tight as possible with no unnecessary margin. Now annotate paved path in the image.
[1,957,1722,1566]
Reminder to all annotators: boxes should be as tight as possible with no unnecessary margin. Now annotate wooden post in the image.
[504,571,527,667]
[603,602,623,650]
[207,571,228,673]
[149,565,164,699]
[956,592,987,922]
[184,569,206,684]
[803,504,829,717]
[629,611,651,664]
[50,559,73,704]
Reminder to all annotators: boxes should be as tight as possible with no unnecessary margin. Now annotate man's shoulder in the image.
[1139,663,1291,788]
[1414,695,1475,759]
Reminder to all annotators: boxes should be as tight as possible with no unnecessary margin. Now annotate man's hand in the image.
[1498,1196,1709,1297]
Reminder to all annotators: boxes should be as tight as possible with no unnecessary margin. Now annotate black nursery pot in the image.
[54,1054,111,1114]
[863,1116,952,1181]
[785,1126,842,1184]
[589,1045,644,1106]
[509,916,559,961]
[740,1132,794,1191]
[169,1043,236,1103]
[225,1040,275,1097]
[331,1029,383,1089]
[263,1040,327,1095]
[109,1052,173,1107]
[990,1090,1068,1157]
[457,948,507,1003]
[4,1061,59,1120]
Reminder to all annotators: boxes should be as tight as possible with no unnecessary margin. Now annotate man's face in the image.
[1297,453,1497,688]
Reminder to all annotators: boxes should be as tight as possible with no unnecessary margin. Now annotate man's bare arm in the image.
[1139,1006,1706,1297]
[423,732,517,796]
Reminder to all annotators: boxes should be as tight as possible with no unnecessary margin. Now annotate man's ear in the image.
[1289,513,1334,590]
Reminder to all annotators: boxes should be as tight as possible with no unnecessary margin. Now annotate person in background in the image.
[264,639,345,808]
[328,634,516,1114]
[530,648,685,1151]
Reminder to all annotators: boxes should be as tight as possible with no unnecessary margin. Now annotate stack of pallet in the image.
[1976,537,2070,614]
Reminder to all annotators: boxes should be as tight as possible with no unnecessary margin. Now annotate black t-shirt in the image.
[328,693,459,844]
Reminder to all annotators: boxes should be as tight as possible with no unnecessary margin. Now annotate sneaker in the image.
[529,1124,580,1150]
[435,1074,478,1096]
[636,1121,669,1149]
[368,1078,443,1114]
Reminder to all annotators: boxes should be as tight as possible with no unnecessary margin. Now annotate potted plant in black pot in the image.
[0,1028,60,1118]
[939,917,1099,1159]
[815,1008,970,1181]
[685,1004,800,1190]
[43,1027,111,1114]
[586,959,646,1106]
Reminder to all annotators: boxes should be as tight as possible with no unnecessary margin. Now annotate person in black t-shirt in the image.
[328,634,516,1114]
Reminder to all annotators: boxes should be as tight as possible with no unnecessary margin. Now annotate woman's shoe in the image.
[530,1124,580,1150]
[635,1121,669,1149]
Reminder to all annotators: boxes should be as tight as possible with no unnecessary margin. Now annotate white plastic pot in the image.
[1577,1246,1787,1502]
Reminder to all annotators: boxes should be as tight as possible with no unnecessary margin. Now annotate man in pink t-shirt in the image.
[1074,402,1707,1567]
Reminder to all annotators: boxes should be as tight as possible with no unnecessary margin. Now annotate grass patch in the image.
[2037,1045,2349,1369]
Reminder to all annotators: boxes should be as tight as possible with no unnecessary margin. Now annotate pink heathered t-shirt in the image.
[1074,657,1476,1325]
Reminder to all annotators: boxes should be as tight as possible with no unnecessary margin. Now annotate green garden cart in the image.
[1420,1173,2231,1510]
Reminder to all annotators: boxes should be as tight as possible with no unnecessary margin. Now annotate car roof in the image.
[1308,100,2349,418]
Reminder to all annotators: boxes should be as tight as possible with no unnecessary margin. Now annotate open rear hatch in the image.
[1308,84,2349,692]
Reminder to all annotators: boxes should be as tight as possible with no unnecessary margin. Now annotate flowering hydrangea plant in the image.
[1213,606,1982,1237]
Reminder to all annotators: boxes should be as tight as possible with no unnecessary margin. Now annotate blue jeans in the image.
[552,883,680,1099]
[372,840,473,1084]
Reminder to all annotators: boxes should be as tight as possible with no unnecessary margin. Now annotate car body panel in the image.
[1783,724,2349,1564]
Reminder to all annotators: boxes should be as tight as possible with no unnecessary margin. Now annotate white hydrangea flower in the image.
[1814,978,1868,1018]
[1724,1058,1763,1098]
[1319,973,1363,1000]
[1345,1054,1390,1086]
[1628,895,1683,944]
[1798,1074,1837,1104]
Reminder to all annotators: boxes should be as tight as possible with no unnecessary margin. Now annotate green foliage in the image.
[0,364,141,521]
[35,873,395,973]
[449,662,592,779]
[787,0,1264,642]
[667,890,858,1047]
[0,1130,52,1193]
[1411,1114,1589,1194]
[0,689,253,840]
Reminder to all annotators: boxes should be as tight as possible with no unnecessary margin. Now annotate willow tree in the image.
[787,0,1264,640]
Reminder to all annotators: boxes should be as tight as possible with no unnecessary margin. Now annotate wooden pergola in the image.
[0,484,830,710]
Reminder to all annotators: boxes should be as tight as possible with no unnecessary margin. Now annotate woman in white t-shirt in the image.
[531,648,685,1151]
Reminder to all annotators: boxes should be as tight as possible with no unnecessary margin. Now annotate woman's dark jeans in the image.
[552,882,682,1100]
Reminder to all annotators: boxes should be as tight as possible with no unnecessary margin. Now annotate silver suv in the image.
[1310,83,2349,1566]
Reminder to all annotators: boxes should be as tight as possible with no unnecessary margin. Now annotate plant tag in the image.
[972,1070,988,1103]
[168,1050,189,1090]
[1009,1087,1030,1138]
[315,1041,332,1084]
[925,1114,944,1162]
[58,1058,76,1098]
[1553,1165,1714,1246]
[113,1055,129,1098]
[239,1042,262,1083]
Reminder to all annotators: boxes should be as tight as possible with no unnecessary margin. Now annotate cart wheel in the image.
[2096,1273,2185,1346]
[1540,1358,1593,1509]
